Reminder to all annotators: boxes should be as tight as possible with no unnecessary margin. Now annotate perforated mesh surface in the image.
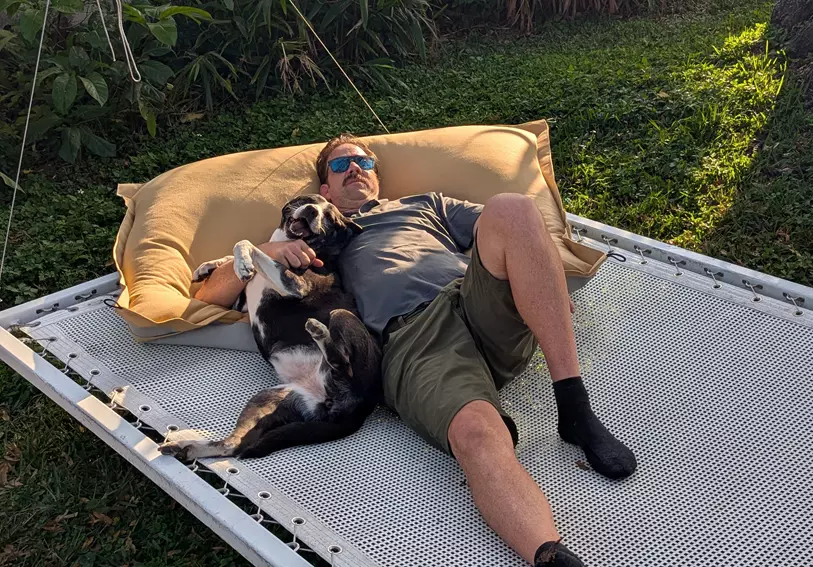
[31,260,813,566]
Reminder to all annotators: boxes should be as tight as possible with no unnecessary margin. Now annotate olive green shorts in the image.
[381,236,537,456]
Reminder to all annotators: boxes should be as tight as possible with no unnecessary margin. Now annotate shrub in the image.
[0,0,437,167]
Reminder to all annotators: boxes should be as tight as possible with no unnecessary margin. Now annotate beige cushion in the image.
[112,119,605,340]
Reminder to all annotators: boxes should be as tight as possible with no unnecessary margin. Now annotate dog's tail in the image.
[237,417,366,459]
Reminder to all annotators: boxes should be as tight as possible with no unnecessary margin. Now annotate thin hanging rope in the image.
[287,0,389,134]
[114,0,141,82]
[95,0,116,61]
[0,0,51,289]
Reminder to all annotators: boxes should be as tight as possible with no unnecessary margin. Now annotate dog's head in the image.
[279,194,363,258]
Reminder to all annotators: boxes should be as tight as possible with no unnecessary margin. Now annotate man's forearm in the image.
[193,258,246,308]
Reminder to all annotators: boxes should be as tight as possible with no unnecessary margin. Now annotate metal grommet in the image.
[166,424,179,432]
[329,545,342,554]
[139,404,151,413]
[258,491,271,500]
[114,386,124,393]
[68,306,79,312]
[90,369,100,376]
[226,466,239,475]
[292,517,305,526]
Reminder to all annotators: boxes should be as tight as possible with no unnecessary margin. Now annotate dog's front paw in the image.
[233,240,256,283]
[305,318,329,341]
[192,256,233,283]
[234,260,255,283]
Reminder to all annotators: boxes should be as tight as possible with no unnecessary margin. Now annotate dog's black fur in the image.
[160,195,382,461]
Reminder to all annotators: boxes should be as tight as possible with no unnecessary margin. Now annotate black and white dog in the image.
[160,195,382,460]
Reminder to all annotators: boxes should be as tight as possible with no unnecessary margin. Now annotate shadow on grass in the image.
[700,70,813,286]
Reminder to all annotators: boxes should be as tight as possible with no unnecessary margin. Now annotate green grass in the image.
[1,1,811,565]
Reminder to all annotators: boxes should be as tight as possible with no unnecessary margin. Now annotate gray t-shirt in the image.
[339,192,483,334]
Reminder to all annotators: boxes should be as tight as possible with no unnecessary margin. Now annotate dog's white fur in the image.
[269,347,329,416]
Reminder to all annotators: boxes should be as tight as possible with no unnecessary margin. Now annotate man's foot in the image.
[534,539,585,566]
[553,377,637,480]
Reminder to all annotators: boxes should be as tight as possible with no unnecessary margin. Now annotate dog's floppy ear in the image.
[347,220,364,235]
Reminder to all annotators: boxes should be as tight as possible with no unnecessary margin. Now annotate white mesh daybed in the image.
[1,214,811,567]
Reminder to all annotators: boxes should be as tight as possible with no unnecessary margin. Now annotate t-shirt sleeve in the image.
[438,194,483,250]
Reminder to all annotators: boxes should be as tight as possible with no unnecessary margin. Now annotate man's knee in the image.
[481,193,545,238]
[448,400,513,460]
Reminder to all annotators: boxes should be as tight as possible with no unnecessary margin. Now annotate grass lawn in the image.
[1,0,811,564]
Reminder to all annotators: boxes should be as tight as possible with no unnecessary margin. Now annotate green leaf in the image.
[27,114,62,142]
[20,9,44,43]
[121,4,146,25]
[80,129,116,157]
[138,60,174,85]
[1,171,22,192]
[360,0,368,28]
[79,72,109,106]
[279,0,287,15]
[53,0,84,14]
[34,66,63,87]
[145,111,157,136]
[0,29,16,53]
[319,1,346,32]
[159,6,212,22]
[224,0,234,9]
[59,127,82,163]
[68,46,90,71]
[147,18,178,46]
[52,73,78,114]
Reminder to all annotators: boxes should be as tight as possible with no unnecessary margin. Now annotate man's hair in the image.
[315,133,380,184]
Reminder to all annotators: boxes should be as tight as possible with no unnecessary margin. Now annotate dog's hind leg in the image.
[305,317,352,375]
[238,419,366,458]
[160,387,293,461]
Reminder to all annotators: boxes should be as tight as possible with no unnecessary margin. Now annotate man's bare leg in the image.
[474,193,579,382]
[450,194,636,565]
[449,401,574,564]
[474,192,635,478]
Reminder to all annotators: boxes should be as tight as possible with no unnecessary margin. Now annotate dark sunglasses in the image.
[328,155,376,174]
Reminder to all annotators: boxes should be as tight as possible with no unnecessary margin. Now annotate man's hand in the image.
[258,240,324,269]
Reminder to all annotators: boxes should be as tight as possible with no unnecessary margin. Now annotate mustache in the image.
[343,172,368,186]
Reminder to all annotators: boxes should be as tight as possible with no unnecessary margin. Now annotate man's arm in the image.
[193,240,323,308]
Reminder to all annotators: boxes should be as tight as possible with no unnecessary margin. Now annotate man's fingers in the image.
[569,299,576,314]
[297,241,317,260]
[284,250,302,268]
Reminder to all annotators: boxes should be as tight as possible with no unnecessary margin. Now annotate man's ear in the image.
[319,183,331,200]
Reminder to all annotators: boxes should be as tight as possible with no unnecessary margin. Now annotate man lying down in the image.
[195,134,637,567]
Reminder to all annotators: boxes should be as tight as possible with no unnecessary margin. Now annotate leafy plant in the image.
[0,0,211,162]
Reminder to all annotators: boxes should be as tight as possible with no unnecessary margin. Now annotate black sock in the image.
[534,540,586,566]
[553,376,637,480]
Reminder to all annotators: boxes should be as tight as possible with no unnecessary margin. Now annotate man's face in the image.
[319,144,380,213]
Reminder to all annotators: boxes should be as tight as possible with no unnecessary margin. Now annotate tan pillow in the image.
[112,119,605,340]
